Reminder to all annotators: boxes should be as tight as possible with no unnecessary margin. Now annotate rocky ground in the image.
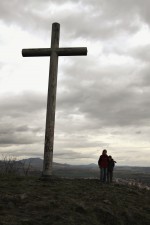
[0,176,150,225]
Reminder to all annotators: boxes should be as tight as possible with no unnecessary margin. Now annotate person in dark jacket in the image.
[107,155,116,183]
[98,149,109,182]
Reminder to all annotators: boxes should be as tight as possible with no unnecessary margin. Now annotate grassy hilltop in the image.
[0,176,150,225]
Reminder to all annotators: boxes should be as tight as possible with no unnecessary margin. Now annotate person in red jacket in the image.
[98,149,109,182]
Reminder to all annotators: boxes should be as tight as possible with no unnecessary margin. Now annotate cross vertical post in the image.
[22,22,87,177]
[43,23,60,176]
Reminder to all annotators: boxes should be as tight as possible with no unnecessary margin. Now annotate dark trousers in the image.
[107,170,113,183]
[100,168,107,182]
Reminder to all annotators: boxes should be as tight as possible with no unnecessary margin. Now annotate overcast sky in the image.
[0,0,150,166]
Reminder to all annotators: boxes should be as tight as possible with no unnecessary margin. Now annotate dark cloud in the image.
[0,0,150,166]
[55,58,150,128]
[130,45,150,63]
[0,0,148,41]
[0,92,46,146]
[54,132,108,150]
[0,91,46,117]
[54,150,91,160]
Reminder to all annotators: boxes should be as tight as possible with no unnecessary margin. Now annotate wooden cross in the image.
[22,22,87,176]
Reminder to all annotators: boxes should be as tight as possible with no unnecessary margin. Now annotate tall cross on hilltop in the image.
[22,22,87,177]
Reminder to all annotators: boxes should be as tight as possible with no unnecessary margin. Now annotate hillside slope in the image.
[0,176,150,225]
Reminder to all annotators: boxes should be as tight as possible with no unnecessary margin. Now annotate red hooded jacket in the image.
[98,154,109,168]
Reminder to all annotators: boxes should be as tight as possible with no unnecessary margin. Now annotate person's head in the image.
[102,149,107,155]
[108,155,112,160]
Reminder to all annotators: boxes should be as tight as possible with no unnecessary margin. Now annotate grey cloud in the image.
[130,65,150,88]
[54,132,108,149]
[0,0,77,36]
[138,67,150,87]
[55,59,150,128]
[83,87,150,127]
[130,45,150,63]
[16,125,42,133]
[0,122,44,146]
[0,143,44,159]
[135,131,142,134]
[0,0,147,41]
[0,91,46,117]
[0,0,150,166]
[0,92,46,146]
[54,150,96,161]
[0,134,37,145]
[56,0,149,40]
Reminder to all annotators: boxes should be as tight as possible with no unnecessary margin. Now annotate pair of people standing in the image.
[98,149,116,183]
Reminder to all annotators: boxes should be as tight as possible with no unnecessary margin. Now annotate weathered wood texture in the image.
[22,48,87,56]
[43,22,59,176]
[22,22,87,176]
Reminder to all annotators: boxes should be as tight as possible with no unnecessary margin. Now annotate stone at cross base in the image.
[22,22,87,177]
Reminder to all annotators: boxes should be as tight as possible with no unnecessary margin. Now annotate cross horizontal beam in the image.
[22,47,87,57]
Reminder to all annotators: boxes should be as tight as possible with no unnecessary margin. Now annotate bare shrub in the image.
[0,154,31,176]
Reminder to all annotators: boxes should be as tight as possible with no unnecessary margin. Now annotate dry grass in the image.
[0,176,150,225]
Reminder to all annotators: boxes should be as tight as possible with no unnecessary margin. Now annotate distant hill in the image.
[20,158,150,172]
[17,158,150,186]
[0,157,149,186]
[20,158,72,170]
[20,158,43,169]
[19,158,100,170]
